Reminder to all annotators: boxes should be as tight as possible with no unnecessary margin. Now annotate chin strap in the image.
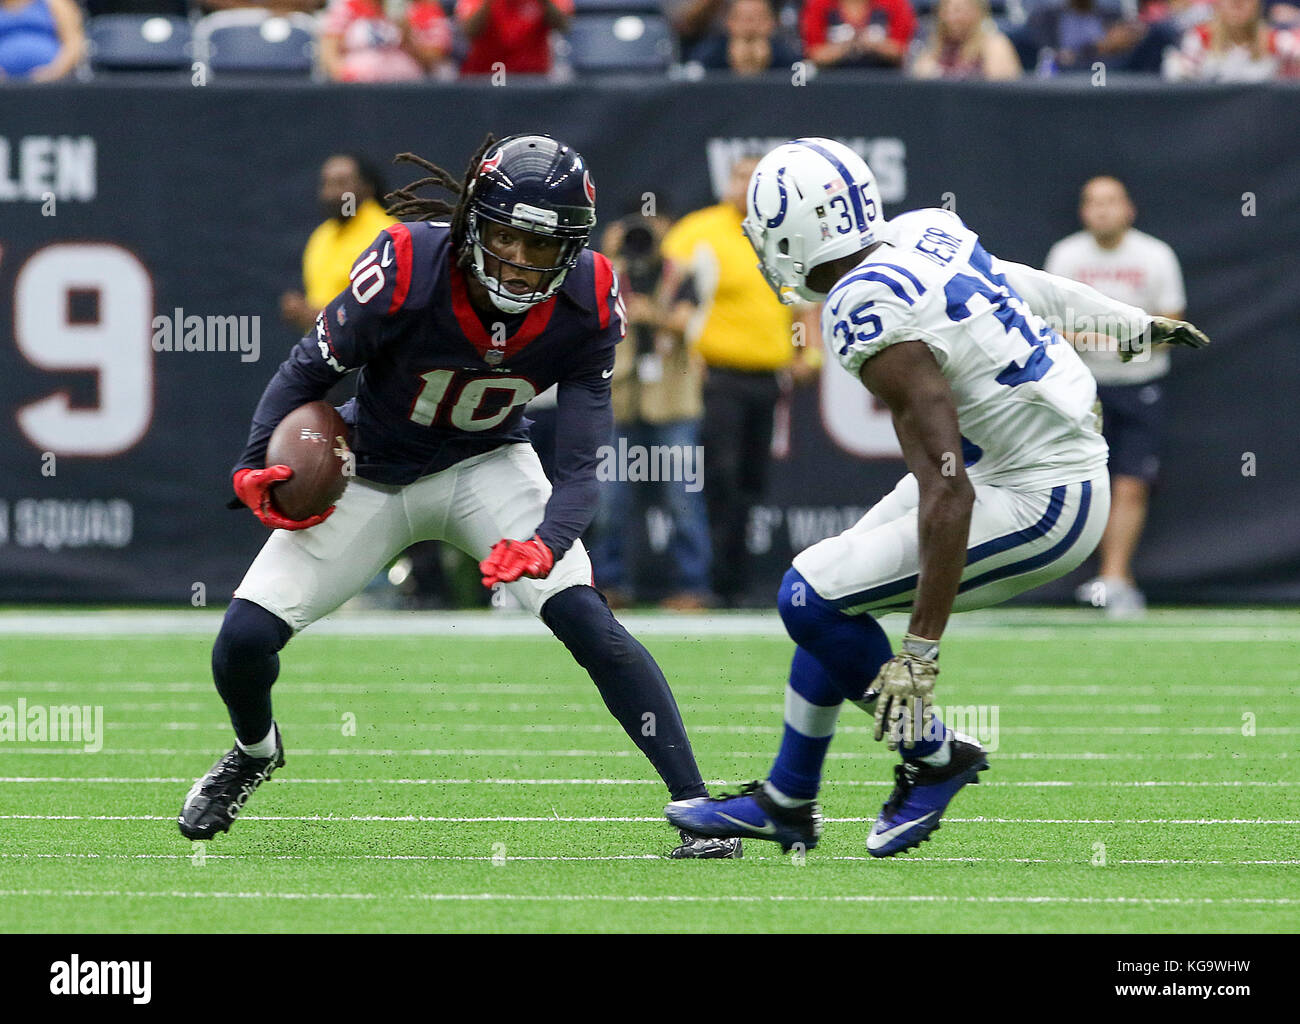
[468,239,568,314]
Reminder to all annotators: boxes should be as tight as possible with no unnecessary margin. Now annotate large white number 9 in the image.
[16,243,154,457]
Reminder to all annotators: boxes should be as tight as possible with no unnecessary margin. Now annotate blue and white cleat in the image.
[665,781,823,853]
[866,733,989,858]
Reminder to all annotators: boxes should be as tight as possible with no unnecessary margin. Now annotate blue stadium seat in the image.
[914,0,1014,15]
[195,10,317,77]
[566,13,674,73]
[572,0,663,13]
[88,14,192,72]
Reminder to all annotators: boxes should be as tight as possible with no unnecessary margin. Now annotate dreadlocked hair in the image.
[383,134,497,267]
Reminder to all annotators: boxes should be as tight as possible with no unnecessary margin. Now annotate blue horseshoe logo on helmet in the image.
[754,166,789,229]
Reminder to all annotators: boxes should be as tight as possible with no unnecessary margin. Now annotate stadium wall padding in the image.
[1,78,1297,604]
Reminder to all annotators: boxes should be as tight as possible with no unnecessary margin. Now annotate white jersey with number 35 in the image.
[821,208,1109,490]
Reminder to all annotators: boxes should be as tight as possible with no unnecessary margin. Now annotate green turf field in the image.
[1,609,1296,933]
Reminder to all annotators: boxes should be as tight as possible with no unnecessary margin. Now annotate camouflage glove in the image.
[1122,316,1211,363]
[865,634,940,751]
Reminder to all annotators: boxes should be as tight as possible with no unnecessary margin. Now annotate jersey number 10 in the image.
[408,369,537,432]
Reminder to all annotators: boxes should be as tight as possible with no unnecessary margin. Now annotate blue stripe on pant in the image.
[834,481,1091,613]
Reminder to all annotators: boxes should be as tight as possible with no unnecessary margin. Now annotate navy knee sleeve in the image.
[212,598,292,744]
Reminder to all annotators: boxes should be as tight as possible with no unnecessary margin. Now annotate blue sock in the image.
[901,714,951,761]
[767,648,841,801]
[767,569,896,800]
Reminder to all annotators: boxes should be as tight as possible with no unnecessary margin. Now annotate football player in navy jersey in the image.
[178,134,740,859]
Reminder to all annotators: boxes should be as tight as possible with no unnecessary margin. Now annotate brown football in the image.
[265,402,351,520]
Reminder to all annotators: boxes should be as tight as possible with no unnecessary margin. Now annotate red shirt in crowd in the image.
[801,0,917,58]
[456,0,574,75]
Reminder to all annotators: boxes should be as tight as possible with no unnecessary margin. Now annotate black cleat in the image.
[178,726,285,840]
[668,830,744,859]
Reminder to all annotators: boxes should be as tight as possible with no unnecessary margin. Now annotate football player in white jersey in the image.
[666,138,1209,857]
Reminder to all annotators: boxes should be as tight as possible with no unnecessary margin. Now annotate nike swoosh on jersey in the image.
[866,810,939,850]
[717,812,777,836]
[601,368,614,378]
[381,242,394,268]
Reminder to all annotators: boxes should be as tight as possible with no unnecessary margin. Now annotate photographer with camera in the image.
[590,211,714,610]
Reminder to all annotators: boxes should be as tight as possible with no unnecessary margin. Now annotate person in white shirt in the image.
[1045,175,1187,616]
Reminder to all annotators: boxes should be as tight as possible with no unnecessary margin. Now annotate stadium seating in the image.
[193,10,318,77]
[87,14,193,73]
[572,0,664,12]
[566,13,675,73]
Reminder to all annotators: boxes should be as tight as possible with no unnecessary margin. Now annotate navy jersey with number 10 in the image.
[234,220,626,558]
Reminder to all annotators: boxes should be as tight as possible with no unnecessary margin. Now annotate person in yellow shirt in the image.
[659,155,820,607]
[280,153,395,334]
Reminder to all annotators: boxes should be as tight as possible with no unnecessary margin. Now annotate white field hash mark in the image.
[0,889,1295,906]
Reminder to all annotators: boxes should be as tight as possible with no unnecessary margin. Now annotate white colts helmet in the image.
[742,137,884,304]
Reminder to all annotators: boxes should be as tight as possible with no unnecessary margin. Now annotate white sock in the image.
[917,734,952,767]
[763,781,813,808]
[237,723,277,759]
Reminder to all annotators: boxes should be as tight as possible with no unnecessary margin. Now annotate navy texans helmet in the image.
[463,134,598,314]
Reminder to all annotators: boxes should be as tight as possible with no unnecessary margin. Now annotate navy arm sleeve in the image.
[533,269,624,560]
[231,227,409,476]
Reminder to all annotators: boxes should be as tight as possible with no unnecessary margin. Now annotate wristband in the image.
[901,633,940,661]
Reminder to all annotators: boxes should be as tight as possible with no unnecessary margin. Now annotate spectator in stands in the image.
[910,0,1022,77]
[689,0,802,72]
[320,0,453,81]
[801,0,917,68]
[658,156,820,608]
[667,0,730,60]
[280,153,395,335]
[0,0,83,80]
[456,0,572,75]
[1266,0,1300,24]
[1045,175,1187,617]
[590,212,713,609]
[1164,0,1293,78]
[1137,0,1213,31]
[1018,0,1179,73]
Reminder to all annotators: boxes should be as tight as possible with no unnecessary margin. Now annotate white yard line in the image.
[2,852,1296,865]
[1,607,1299,641]
[2,814,1296,824]
[0,748,1285,759]
[1,776,1295,788]
[0,888,1293,906]
[42,722,1297,736]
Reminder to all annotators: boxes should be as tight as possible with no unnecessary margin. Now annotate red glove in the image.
[233,466,335,531]
[480,535,554,587]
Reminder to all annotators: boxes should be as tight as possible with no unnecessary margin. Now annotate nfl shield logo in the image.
[485,348,504,366]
